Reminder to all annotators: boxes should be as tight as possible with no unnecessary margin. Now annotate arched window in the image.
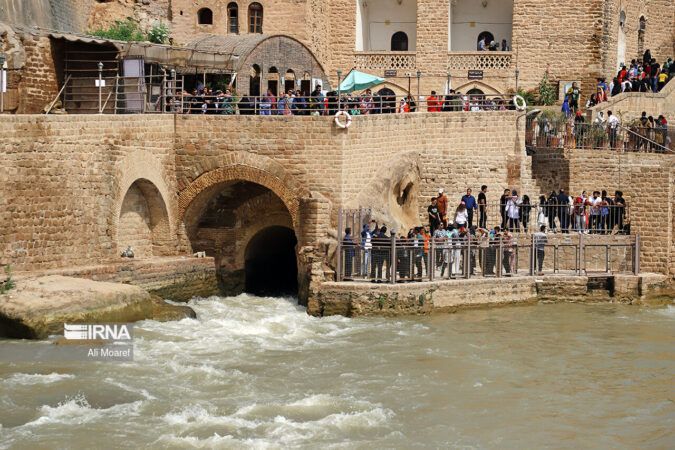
[391,32,408,51]
[197,8,213,25]
[250,64,261,96]
[249,2,263,34]
[477,31,495,49]
[228,3,239,34]
[637,16,646,56]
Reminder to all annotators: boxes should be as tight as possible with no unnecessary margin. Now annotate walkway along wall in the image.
[0,113,672,307]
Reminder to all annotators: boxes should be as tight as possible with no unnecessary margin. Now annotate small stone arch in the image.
[453,80,501,95]
[117,179,172,258]
[177,162,303,228]
[113,152,175,257]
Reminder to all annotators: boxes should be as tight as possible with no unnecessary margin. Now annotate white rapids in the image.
[1,294,674,448]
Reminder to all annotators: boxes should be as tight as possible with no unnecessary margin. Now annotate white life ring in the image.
[513,95,527,111]
[334,110,352,129]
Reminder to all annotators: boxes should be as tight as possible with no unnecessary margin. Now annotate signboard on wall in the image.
[468,70,483,80]
[384,70,397,77]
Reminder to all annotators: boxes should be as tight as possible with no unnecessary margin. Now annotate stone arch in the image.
[453,80,501,95]
[177,160,303,228]
[113,152,175,256]
[117,179,172,258]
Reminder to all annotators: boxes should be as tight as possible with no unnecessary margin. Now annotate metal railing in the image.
[466,202,630,235]
[526,119,673,153]
[51,75,518,115]
[337,233,639,283]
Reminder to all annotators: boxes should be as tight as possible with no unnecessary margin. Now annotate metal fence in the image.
[337,233,639,283]
[526,118,673,154]
[49,76,520,115]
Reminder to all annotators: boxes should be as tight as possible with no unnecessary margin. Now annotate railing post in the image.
[390,235,397,284]
[498,237,503,278]
[606,244,610,274]
[466,237,471,279]
[430,237,435,281]
[554,244,558,273]
[336,207,343,282]
[578,233,583,275]
[634,233,640,275]
[530,234,535,276]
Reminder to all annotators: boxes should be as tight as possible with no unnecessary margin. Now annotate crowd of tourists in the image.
[586,51,674,107]
[164,84,517,116]
[341,186,628,281]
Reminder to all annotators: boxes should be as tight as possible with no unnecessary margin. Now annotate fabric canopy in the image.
[339,70,385,93]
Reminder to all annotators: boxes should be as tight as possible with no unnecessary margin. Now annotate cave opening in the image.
[245,226,298,296]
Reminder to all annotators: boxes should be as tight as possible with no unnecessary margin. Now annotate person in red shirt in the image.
[427,91,441,112]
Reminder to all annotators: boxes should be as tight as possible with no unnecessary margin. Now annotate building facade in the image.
[2,0,672,101]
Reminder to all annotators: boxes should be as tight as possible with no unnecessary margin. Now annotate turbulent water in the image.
[1,295,674,448]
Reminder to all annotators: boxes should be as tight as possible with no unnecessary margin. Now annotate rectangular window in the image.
[249,7,262,33]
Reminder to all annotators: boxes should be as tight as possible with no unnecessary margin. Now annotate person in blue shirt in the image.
[461,188,478,228]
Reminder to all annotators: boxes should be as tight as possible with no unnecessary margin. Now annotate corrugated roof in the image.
[6,23,238,73]
[186,34,273,56]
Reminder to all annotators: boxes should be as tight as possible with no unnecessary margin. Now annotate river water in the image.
[1,295,674,448]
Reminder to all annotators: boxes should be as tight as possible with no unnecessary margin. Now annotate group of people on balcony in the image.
[477,37,509,52]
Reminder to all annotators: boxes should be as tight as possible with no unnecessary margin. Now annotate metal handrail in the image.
[44,74,72,114]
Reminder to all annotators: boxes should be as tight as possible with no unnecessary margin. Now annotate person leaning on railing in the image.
[342,227,355,280]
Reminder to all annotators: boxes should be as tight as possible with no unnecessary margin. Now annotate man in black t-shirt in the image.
[428,197,441,232]
[500,188,510,230]
[478,185,488,228]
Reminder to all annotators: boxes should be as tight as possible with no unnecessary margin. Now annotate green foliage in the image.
[88,18,146,42]
[148,22,171,44]
[540,109,567,122]
[537,64,558,106]
[1,265,15,295]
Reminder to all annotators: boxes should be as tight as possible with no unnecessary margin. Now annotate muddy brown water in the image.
[1,295,674,448]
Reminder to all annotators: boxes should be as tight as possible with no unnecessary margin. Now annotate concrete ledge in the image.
[310,273,672,317]
[15,256,220,301]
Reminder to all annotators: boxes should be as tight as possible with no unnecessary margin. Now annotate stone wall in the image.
[0,28,62,114]
[0,113,672,283]
[590,79,675,122]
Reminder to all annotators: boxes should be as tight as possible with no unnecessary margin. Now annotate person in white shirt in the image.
[607,110,620,148]
[589,191,603,233]
[506,190,523,232]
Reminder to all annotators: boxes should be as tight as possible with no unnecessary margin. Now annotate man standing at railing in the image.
[534,226,548,275]
[589,191,602,233]
[557,189,571,233]
[614,191,626,233]
[461,188,478,228]
[427,91,441,112]
[607,110,620,148]
[566,82,581,114]
[478,185,488,229]
[500,188,511,230]
[437,189,448,227]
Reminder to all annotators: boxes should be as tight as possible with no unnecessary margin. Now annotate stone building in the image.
[5,0,670,102]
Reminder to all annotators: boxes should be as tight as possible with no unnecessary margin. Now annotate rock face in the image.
[0,275,195,339]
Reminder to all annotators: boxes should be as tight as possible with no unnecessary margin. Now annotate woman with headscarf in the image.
[561,96,571,118]
[547,191,558,231]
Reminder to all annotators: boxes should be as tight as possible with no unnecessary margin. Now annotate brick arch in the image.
[452,80,502,96]
[112,152,175,253]
[177,163,302,227]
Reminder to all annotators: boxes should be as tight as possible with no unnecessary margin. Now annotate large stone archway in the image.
[178,162,305,297]
[177,163,302,228]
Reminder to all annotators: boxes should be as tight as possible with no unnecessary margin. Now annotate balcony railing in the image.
[447,51,512,70]
[354,51,417,71]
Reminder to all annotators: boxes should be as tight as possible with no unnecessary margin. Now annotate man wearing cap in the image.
[437,189,448,227]
[461,188,478,228]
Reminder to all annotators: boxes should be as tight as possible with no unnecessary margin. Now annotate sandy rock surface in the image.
[0,275,195,339]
